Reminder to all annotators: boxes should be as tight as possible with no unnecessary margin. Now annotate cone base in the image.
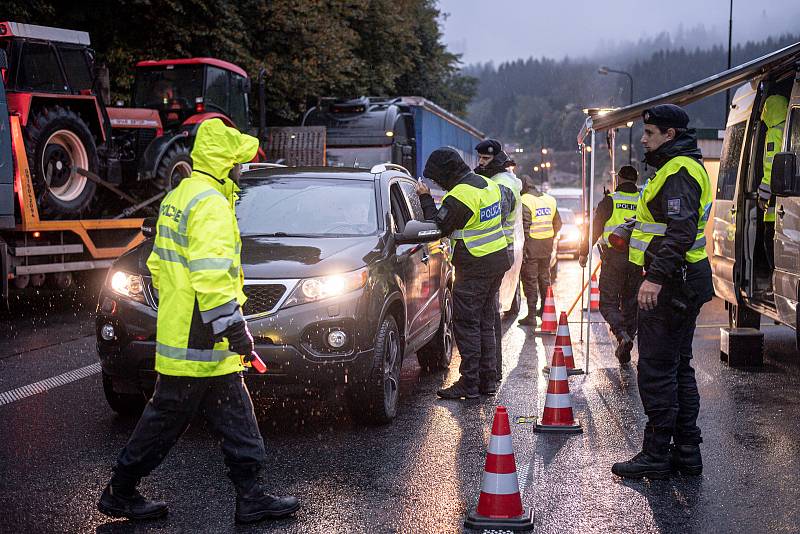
[533,329,557,336]
[465,507,534,531]
[533,420,583,433]
[542,366,585,375]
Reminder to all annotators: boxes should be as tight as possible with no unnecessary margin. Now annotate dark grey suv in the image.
[96,165,454,424]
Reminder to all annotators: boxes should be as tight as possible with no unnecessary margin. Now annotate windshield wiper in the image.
[242,232,321,238]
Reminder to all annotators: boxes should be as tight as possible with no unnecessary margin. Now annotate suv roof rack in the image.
[370,163,411,176]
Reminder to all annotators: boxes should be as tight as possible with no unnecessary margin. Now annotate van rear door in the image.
[773,84,800,329]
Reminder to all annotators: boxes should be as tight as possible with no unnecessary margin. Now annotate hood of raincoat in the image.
[190,118,259,200]
[761,95,789,128]
[423,147,472,190]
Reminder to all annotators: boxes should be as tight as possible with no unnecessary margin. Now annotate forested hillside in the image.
[466,33,799,151]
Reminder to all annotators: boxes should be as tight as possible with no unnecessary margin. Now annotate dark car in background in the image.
[96,164,454,424]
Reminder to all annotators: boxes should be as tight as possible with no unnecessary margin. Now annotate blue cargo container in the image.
[302,96,484,180]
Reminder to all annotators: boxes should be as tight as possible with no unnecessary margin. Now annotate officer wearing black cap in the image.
[475,139,522,383]
[415,148,511,399]
[579,165,642,365]
[611,104,714,480]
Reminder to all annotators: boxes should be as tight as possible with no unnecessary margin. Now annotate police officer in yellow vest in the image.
[415,148,511,399]
[98,119,300,523]
[474,139,522,383]
[517,177,561,326]
[579,165,643,364]
[757,95,789,277]
[611,105,714,480]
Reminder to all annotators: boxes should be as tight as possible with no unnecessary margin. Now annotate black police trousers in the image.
[453,273,504,393]
[598,248,642,340]
[521,257,550,315]
[113,372,266,493]
[494,291,503,379]
[636,292,704,453]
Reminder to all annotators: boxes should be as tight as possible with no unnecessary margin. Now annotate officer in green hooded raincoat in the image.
[98,119,300,524]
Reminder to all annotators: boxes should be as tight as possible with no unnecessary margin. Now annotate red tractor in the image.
[0,21,259,219]
[127,57,259,188]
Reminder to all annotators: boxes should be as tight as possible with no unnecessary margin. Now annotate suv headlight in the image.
[282,268,368,309]
[109,270,146,302]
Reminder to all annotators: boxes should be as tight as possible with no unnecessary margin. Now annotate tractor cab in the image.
[132,58,250,131]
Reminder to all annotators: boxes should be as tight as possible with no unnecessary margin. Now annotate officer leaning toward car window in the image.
[98,119,300,523]
[474,139,522,384]
[611,104,714,480]
[579,165,643,365]
[757,94,789,285]
[415,147,511,399]
[517,175,561,326]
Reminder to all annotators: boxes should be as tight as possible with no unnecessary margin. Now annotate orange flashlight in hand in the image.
[244,351,267,373]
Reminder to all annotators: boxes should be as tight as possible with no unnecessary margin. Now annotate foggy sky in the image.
[438,0,800,66]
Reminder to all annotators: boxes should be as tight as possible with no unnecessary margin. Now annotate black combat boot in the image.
[611,429,671,479]
[437,380,479,399]
[671,444,703,475]
[97,482,168,520]
[235,485,300,524]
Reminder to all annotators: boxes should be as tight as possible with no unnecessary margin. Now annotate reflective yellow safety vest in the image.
[520,192,557,239]
[758,94,789,223]
[629,156,713,267]
[488,171,521,245]
[444,177,508,257]
[146,174,247,377]
[601,190,639,245]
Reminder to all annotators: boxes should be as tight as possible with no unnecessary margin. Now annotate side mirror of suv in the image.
[771,152,800,197]
[141,217,157,238]
[395,220,442,244]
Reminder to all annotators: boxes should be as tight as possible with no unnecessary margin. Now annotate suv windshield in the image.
[237,177,378,236]
[133,65,204,109]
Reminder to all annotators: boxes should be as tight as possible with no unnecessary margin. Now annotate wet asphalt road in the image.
[1,260,800,533]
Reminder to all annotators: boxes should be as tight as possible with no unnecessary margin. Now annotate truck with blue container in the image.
[301,96,485,182]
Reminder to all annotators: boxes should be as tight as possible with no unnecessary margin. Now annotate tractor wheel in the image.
[24,106,99,219]
[156,143,193,190]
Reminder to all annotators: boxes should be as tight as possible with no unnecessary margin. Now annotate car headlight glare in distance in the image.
[109,270,146,302]
[283,268,368,308]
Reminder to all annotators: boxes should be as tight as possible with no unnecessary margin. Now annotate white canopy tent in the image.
[574,41,800,373]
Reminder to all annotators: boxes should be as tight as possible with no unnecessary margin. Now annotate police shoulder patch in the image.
[667,197,681,216]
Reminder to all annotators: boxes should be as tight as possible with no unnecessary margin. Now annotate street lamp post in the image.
[599,66,634,164]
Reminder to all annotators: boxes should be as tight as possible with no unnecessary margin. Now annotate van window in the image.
[716,122,746,201]
[787,107,800,156]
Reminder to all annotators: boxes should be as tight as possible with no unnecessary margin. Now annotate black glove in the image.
[222,320,254,356]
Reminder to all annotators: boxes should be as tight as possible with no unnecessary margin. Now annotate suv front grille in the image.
[242,284,287,316]
[144,279,288,317]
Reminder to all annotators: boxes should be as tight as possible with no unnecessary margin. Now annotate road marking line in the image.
[0,363,101,407]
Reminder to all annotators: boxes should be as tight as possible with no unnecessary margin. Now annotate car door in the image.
[388,180,430,341]
[400,180,443,337]
[773,90,800,328]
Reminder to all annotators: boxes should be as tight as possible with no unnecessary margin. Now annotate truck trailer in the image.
[302,96,485,178]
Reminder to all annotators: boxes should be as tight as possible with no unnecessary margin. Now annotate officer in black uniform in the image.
[474,139,520,384]
[611,104,714,479]
[415,148,511,399]
[579,165,643,364]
